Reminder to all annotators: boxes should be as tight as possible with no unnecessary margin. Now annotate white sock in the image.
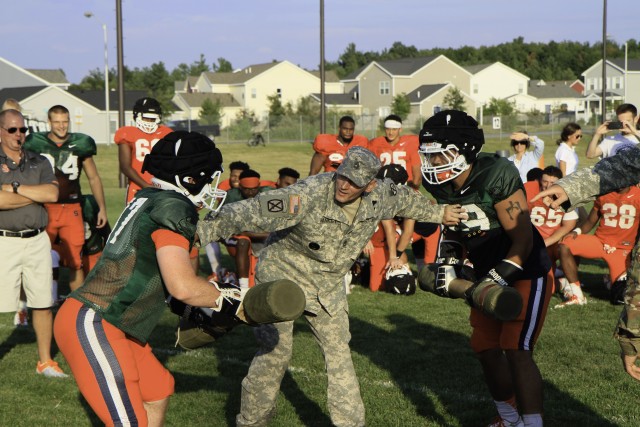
[522,413,543,427]
[238,277,249,289]
[18,299,27,311]
[495,398,520,424]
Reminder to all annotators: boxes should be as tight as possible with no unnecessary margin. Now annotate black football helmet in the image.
[418,110,484,184]
[385,265,416,295]
[142,131,226,210]
[133,97,162,134]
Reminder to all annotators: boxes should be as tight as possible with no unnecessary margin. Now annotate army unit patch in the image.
[261,194,302,217]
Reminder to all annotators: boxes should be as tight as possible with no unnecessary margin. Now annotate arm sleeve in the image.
[197,186,309,245]
[532,137,544,160]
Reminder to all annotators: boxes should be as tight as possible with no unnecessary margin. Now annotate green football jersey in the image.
[24,132,96,202]
[423,153,550,279]
[71,188,198,343]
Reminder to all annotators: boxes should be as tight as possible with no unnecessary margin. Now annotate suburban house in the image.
[0,56,149,144]
[465,62,529,106]
[171,61,343,126]
[340,55,477,119]
[581,58,640,120]
[506,80,586,121]
[407,83,475,125]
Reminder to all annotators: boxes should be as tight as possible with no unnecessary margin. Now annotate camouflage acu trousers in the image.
[236,307,365,427]
[616,245,640,354]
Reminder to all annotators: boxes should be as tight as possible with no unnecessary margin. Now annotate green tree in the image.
[484,97,516,116]
[443,87,466,111]
[189,54,210,76]
[267,93,286,127]
[213,57,233,72]
[390,93,411,121]
[199,98,223,125]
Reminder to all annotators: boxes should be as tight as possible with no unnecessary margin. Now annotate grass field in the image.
[1,135,639,426]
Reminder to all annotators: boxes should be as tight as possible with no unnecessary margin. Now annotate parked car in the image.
[167,120,220,139]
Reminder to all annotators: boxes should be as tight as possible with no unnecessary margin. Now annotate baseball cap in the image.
[336,146,381,188]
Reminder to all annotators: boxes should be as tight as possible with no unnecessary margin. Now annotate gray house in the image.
[581,58,640,120]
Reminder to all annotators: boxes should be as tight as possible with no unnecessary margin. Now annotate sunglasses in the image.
[511,140,528,146]
[1,127,28,134]
[574,134,583,139]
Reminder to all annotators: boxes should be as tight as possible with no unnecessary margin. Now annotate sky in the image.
[2,0,637,84]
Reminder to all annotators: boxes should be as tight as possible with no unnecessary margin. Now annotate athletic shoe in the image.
[554,293,587,308]
[487,416,524,427]
[36,360,68,378]
[13,308,28,327]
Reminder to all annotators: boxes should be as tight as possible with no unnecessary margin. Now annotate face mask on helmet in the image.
[135,113,160,134]
[133,98,162,134]
[419,142,471,185]
[151,170,226,211]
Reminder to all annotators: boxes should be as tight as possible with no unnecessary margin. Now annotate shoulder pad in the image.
[148,191,199,240]
[69,133,97,156]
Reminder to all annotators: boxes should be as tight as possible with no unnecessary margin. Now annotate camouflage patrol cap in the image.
[336,146,381,188]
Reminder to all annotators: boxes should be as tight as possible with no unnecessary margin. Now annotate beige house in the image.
[171,93,241,128]
[341,55,474,118]
[506,80,586,120]
[172,61,342,126]
[406,83,476,123]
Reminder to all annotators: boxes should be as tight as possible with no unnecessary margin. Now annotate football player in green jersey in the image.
[24,105,107,291]
[53,131,233,426]
[418,110,553,427]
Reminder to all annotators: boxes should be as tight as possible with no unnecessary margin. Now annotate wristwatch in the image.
[395,249,405,259]
[11,181,20,194]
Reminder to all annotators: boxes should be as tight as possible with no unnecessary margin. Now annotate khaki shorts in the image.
[0,232,53,311]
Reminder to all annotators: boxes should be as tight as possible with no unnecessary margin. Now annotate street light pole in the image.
[601,0,607,121]
[84,12,111,145]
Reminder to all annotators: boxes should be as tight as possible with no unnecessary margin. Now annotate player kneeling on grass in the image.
[417,110,553,427]
[53,131,304,426]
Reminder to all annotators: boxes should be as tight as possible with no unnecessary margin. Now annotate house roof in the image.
[177,93,240,108]
[406,84,448,103]
[203,62,281,85]
[69,90,149,110]
[25,69,69,84]
[308,69,340,82]
[527,80,583,99]
[463,63,493,74]
[344,56,438,80]
[609,58,640,72]
[310,92,360,106]
[0,86,48,103]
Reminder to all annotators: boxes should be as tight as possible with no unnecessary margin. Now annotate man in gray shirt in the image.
[0,109,65,377]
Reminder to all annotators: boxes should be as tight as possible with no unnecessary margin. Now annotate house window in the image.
[615,77,622,89]
[433,105,441,115]
[518,83,524,94]
[588,78,594,91]
[473,84,478,94]
[379,81,390,95]
[277,88,282,98]
[251,88,257,99]
[379,106,390,117]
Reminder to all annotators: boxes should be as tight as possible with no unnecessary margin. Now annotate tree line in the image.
[70,38,640,120]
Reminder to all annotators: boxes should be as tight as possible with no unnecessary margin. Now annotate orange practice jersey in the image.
[368,135,420,183]
[313,134,369,172]
[528,196,576,240]
[594,187,640,248]
[114,125,173,199]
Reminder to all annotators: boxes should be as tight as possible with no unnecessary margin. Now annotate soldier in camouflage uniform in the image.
[53,131,234,426]
[532,145,640,381]
[197,146,466,427]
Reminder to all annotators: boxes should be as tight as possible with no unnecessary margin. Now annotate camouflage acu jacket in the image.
[198,173,445,315]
